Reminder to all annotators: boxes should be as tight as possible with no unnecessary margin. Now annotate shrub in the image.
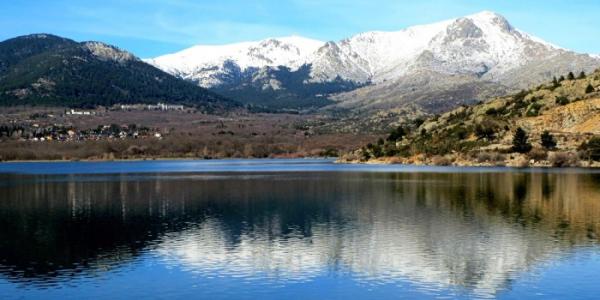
[485,108,498,115]
[549,152,578,167]
[476,152,505,164]
[526,103,543,117]
[475,123,497,140]
[452,126,469,140]
[476,152,492,163]
[528,148,548,161]
[513,90,529,103]
[586,84,595,94]
[413,118,426,127]
[541,131,557,150]
[361,147,371,161]
[366,143,384,158]
[320,148,339,157]
[431,155,452,166]
[555,96,570,106]
[514,157,530,168]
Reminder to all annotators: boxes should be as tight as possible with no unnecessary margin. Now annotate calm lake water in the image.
[1,159,600,299]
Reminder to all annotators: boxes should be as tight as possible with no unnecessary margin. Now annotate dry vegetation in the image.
[0,107,377,161]
[344,69,600,168]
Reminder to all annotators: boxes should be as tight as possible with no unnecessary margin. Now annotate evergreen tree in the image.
[582,137,600,161]
[567,72,575,80]
[512,127,532,153]
[558,75,565,82]
[552,76,559,87]
[586,83,595,94]
[387,126,406,142]
[540,131,557,150]
[578,71,587,79]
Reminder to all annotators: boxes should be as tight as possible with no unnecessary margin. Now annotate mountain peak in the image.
[466,11,513,32]
[10,33,72,42]
[149,10,599,103]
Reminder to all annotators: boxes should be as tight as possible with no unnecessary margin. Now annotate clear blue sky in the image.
[2,0,600,58]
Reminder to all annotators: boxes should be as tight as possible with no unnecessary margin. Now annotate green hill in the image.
[0,34,238,111]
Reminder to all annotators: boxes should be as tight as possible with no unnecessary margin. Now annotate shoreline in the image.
[2,156,599,170]
[337,154,600,169]
[0,156,335,164]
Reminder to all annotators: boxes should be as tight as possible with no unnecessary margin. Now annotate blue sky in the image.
[2,0,600,58]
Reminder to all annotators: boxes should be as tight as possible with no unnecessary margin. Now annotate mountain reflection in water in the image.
[1,171,600,298]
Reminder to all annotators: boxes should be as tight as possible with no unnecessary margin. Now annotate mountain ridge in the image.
[0,34,237,110]
[147,11,600,112]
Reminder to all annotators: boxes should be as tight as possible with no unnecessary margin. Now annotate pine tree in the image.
[582,137,600,161]
[558,75,565,82]
[567,72,575,80]
[512,127,532,153]
[387,126,406,142]
[552,76,559,87]
[541,131,557,150]
[586,83,595,94]
[578,71,587,79]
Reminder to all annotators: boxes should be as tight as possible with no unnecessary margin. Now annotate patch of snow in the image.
[146,36,323,87]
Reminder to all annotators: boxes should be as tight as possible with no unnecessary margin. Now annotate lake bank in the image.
[338,152,600,168]
[3,158,600,176]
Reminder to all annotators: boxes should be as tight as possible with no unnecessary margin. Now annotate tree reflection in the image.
[0,171,599,296]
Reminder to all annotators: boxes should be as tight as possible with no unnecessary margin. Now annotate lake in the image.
[1,159,600,299]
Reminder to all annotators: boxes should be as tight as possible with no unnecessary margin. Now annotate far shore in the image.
[0,156,334,164]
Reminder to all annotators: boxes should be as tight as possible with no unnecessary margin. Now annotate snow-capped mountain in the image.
[147,11,600,112]
[147,36,322,88]
[308,11,563,83]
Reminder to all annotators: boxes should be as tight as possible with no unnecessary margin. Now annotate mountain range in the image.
[147,11,600,113]
[0,34,236,110]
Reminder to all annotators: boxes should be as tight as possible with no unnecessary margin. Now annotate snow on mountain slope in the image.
[147,11,600,112]
[308,11,563,83]
[150,11,592,88]
[146,36,323,87]
[308,17,454,83]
